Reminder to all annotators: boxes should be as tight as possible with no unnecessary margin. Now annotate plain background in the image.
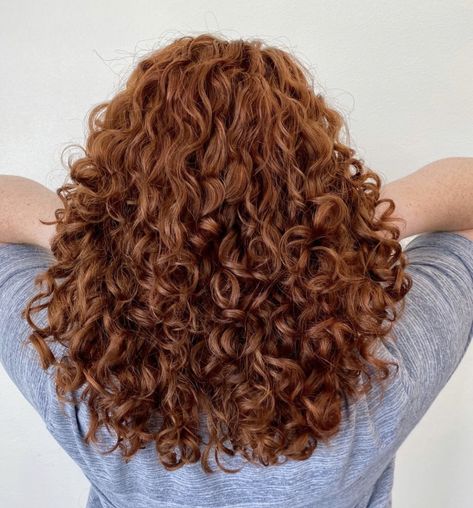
[0,1,472,507]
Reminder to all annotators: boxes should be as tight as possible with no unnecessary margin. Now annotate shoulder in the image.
[403,231,473,291]
[392,231,473,423]
[0,242,54,277]
[0,242,56,422]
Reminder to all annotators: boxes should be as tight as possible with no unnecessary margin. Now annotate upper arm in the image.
[0,175,61,250]
[0,242,57,423]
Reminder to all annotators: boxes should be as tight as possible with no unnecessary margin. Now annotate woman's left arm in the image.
[0,175,62,250]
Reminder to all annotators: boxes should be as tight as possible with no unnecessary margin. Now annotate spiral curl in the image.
[23,33,412,473]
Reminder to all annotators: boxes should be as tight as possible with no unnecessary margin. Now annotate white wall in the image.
[1,1,472,506]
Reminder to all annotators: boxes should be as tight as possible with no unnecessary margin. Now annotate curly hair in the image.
[23,33,412,473]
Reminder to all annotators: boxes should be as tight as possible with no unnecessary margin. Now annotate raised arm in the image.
[0,175,62,250]
[378,157,473,241]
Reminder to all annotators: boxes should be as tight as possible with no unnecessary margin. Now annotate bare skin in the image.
[377,157,473,242]
[0,175,61,250]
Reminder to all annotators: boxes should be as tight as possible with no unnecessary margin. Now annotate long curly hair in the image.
[23,33,412,473]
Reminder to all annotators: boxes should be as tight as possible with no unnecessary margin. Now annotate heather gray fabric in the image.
[1,231,472,508]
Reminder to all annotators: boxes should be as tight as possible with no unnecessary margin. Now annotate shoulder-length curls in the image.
[24,33,412,473]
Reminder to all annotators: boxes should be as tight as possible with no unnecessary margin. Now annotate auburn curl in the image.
[23,33,412,473]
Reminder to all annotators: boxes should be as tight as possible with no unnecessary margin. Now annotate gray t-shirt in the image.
[1,231,472,508]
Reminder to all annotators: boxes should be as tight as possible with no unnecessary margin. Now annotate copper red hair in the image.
[23,33,412,473]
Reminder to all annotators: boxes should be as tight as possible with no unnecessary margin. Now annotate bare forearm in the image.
[379,157,473,240]
[0,175,62,250]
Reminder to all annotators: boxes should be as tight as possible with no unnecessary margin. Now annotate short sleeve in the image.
[393,231,473,425]
[0,242,57,424]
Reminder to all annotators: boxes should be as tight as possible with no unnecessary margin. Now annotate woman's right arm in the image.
[378,157,473,241]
